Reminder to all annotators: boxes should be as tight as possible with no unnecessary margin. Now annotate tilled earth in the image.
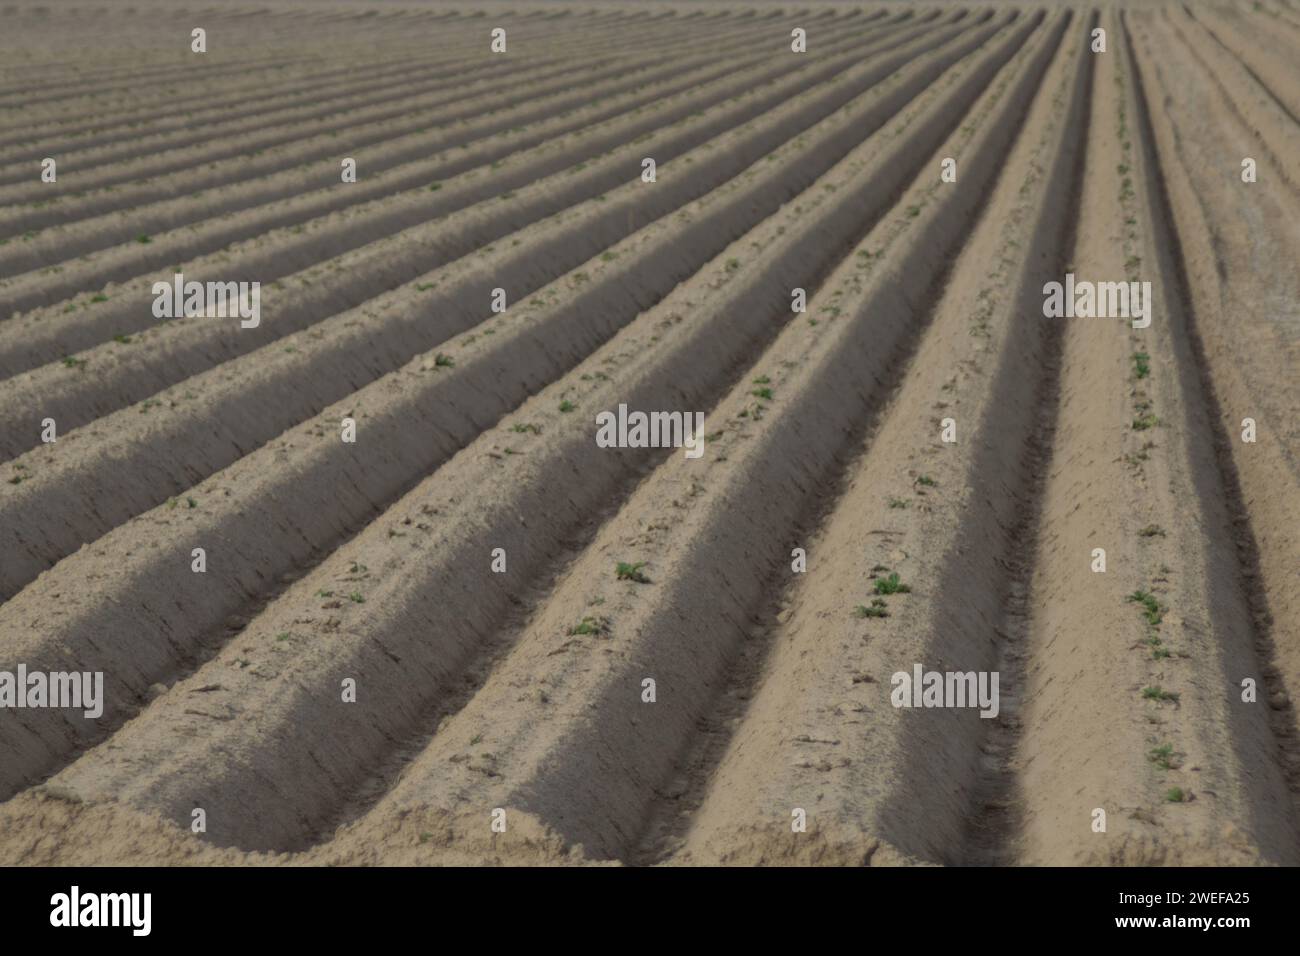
[0,0,1297,865]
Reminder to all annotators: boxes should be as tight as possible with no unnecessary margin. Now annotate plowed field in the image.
[1,0,1297,866]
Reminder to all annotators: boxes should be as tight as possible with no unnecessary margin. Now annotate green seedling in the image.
[1149,744,1179,770]
[1142,686,1179,703]
[559,400,576,413]
[1165,787,1186,803]
[568,615,611,636]
[434,352,455,367]
[1127,590,1162,626]
[854,599,889,619]
[874,573,911,595]
[1132,351,1150,379]
[616,561,650,583]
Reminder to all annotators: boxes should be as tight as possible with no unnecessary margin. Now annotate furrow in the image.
[0,10,609,132]
[298,9,1068,866]
[1181,3,1300,123]
[0,12,978,462]
[0,7,880,293]
[0,10,759,183]
[0,16,880,239]
[626,8,1088,868]
[1158,6,1300,197]
[0,10,1026,842]
[0,54,670,210]
[1125,7,1300,848]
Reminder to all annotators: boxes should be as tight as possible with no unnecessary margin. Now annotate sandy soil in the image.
[0,0,1296,866]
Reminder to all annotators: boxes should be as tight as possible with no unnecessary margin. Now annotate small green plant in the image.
[61,356,87,370]
[874,572,911,595]
[725,258,740,272]
[854,598,889,619]
[1165,787,1186,803]
[1127,590,1162,626]
[275,632,291,643]
[112,334,132,344]
[559,400,576,413]
[1132,351,1150,379]
[1132,413,1160,431]
[428,183,442,191]
[1142,686,1179,703]
[568,615,611,636]
[751,387,773,401]
[616,561,650,583]
[887,497,909,509]
[916,474,937,487]
[136,234,152,244]
[186,497,197,509]
[1137,524,1165,538]
[511,422,542,435]
[349,591,366,604]
[434,352,455,367]
[752,375,770,385]
[91,293,109,303]
[1149,744,1179,770]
